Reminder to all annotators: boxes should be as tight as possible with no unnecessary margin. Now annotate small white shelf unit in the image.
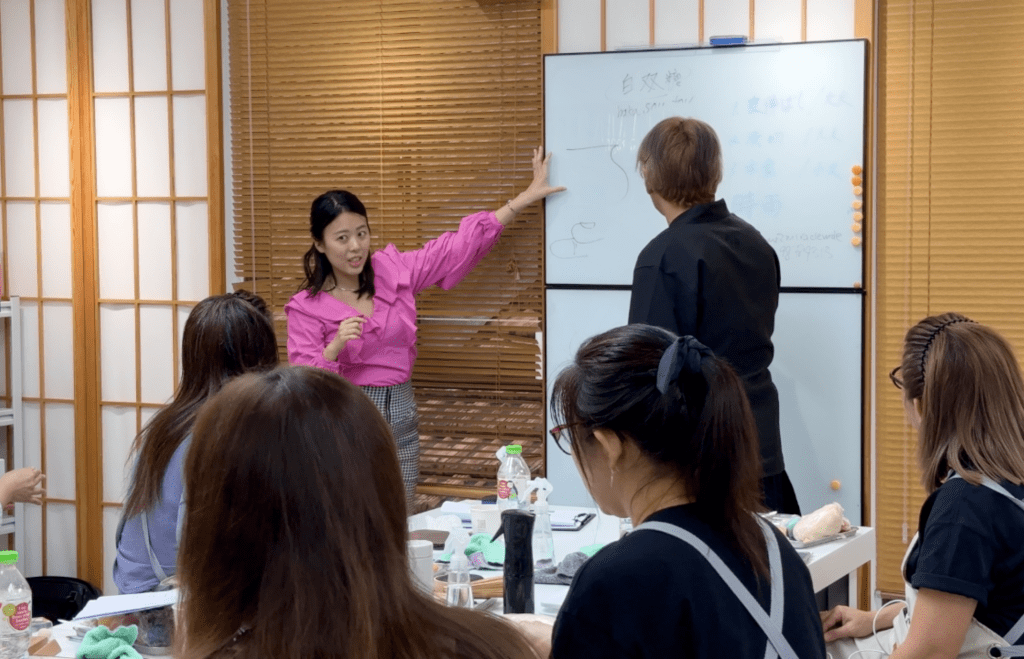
[0,298,24,557]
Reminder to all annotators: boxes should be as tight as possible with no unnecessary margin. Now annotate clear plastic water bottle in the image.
[497,445,530,511]
[0,551,31,659]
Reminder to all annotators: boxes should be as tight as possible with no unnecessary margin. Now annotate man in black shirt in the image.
[628,116,799,514]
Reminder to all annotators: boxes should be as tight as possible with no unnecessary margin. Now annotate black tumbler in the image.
[491,509,536,614]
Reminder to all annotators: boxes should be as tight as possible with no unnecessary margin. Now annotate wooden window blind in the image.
[227,1,545,499]
[877,0,1024,593]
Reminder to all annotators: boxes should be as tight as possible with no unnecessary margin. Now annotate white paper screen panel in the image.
[43,403,75,500]
[91,0,130,93]
[103,508,121,595]
[97,203,136,300]
[0,0,32,95]
[22,505,42,577]
[755,0,802,43]
[33,0,67,94]
[100,305,137,402]
[605,0,649,51]
[6,202,38,298]
[172,95,208,196]
[130,0,169,93]
[175,202,209,300]
[37,99,71,198]
[94,98,133,198]
[2,100,35,197]
[39,203,72,298]
[557,0,601,54]
[41,303,74,400]
[543,288,863,522]
[139,305,174,405]
[654,0,699,47]
[704,0,749,38]
[544,40,867,287]
[101,406,136,504]
[169,0,205,90]
[807,0,854,41]
[20,303,40,399]
[134,96,172,197]
[45,503,76,576]
[137,203,173,300]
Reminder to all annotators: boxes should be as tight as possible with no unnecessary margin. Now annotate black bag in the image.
[27,576,101,622]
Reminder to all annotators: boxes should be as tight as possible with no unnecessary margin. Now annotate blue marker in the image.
[709,35,748,46]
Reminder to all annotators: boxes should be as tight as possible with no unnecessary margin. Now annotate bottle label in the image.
[497,479,512,500]
[2,602,29,631]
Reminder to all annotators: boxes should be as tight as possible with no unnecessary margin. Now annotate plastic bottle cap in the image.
[0,551,18,565]
[506,445,523,455]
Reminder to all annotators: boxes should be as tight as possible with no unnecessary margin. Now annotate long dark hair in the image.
[551,324,768,576]
[899,312,1024,492]
[299,190,376,298]
[177,366,536,659]
[121,291,279,518]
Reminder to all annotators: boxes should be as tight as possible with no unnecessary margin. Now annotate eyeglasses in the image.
[889,365,903,390]
[548,425,574,456]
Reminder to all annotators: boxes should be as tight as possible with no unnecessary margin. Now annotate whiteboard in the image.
[544,288,863,524]
[544,40,867,288]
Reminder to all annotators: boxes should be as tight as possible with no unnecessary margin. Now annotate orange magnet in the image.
[831,480,842,491]
[852,222,862,233]
[852,200,863,210]
[853,186,863,196]
[851,165,863,175]
[853,281,862,289]
[851,176,862,186]
[853,211,863,221]
[851,236,862,247]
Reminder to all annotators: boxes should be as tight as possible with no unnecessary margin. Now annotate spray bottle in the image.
[528,478,555,569]
[445,529,474,608]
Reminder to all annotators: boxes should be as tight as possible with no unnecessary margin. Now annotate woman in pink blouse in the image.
[285,147,565,500]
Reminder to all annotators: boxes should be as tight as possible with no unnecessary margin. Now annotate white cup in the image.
[470,504,502,536]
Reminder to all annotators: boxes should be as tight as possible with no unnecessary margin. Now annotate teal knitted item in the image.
[440,532,505,565]
[76,624,144,659]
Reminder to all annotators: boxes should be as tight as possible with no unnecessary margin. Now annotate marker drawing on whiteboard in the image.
[550,222,603,259]
[566,143,629,199]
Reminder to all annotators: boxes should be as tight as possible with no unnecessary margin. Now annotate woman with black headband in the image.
[545,324,824,658]
[822,313,1024,659]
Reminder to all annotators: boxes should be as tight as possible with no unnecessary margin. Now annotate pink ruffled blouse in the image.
[284,211,504,386]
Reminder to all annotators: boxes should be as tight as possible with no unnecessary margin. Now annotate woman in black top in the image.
[822,313,1024,659]
[547,324,825,659]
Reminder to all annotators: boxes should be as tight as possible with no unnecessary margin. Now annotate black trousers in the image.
[762,470,801,515]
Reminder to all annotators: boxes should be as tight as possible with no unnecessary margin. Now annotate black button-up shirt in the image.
[628,199,784,476]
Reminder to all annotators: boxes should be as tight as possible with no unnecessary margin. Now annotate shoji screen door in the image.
[0,0,76,580]
[1,0,221,592]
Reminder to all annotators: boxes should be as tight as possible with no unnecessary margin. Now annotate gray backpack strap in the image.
[758,517,786,659]
[634,519,799,659]
[947,473,1024,649]
[140,509,169,583]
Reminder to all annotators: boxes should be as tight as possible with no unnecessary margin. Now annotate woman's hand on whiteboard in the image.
[497,146,567,226]
[323,316,366,361]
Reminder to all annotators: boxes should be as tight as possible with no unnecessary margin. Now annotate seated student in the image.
[113,291,278,594]
[547,324,825,658]
[822,313,1024,659]
[175,365,538,659]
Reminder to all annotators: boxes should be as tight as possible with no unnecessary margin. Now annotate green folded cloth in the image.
[76,624,143,659]
[440,532,505,565]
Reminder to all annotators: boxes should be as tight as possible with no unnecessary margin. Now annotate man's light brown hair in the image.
[637,117,723,208]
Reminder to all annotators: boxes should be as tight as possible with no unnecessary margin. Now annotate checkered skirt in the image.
[359,380,419,501]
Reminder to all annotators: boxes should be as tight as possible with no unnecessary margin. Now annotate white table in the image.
[411,504,876,612]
